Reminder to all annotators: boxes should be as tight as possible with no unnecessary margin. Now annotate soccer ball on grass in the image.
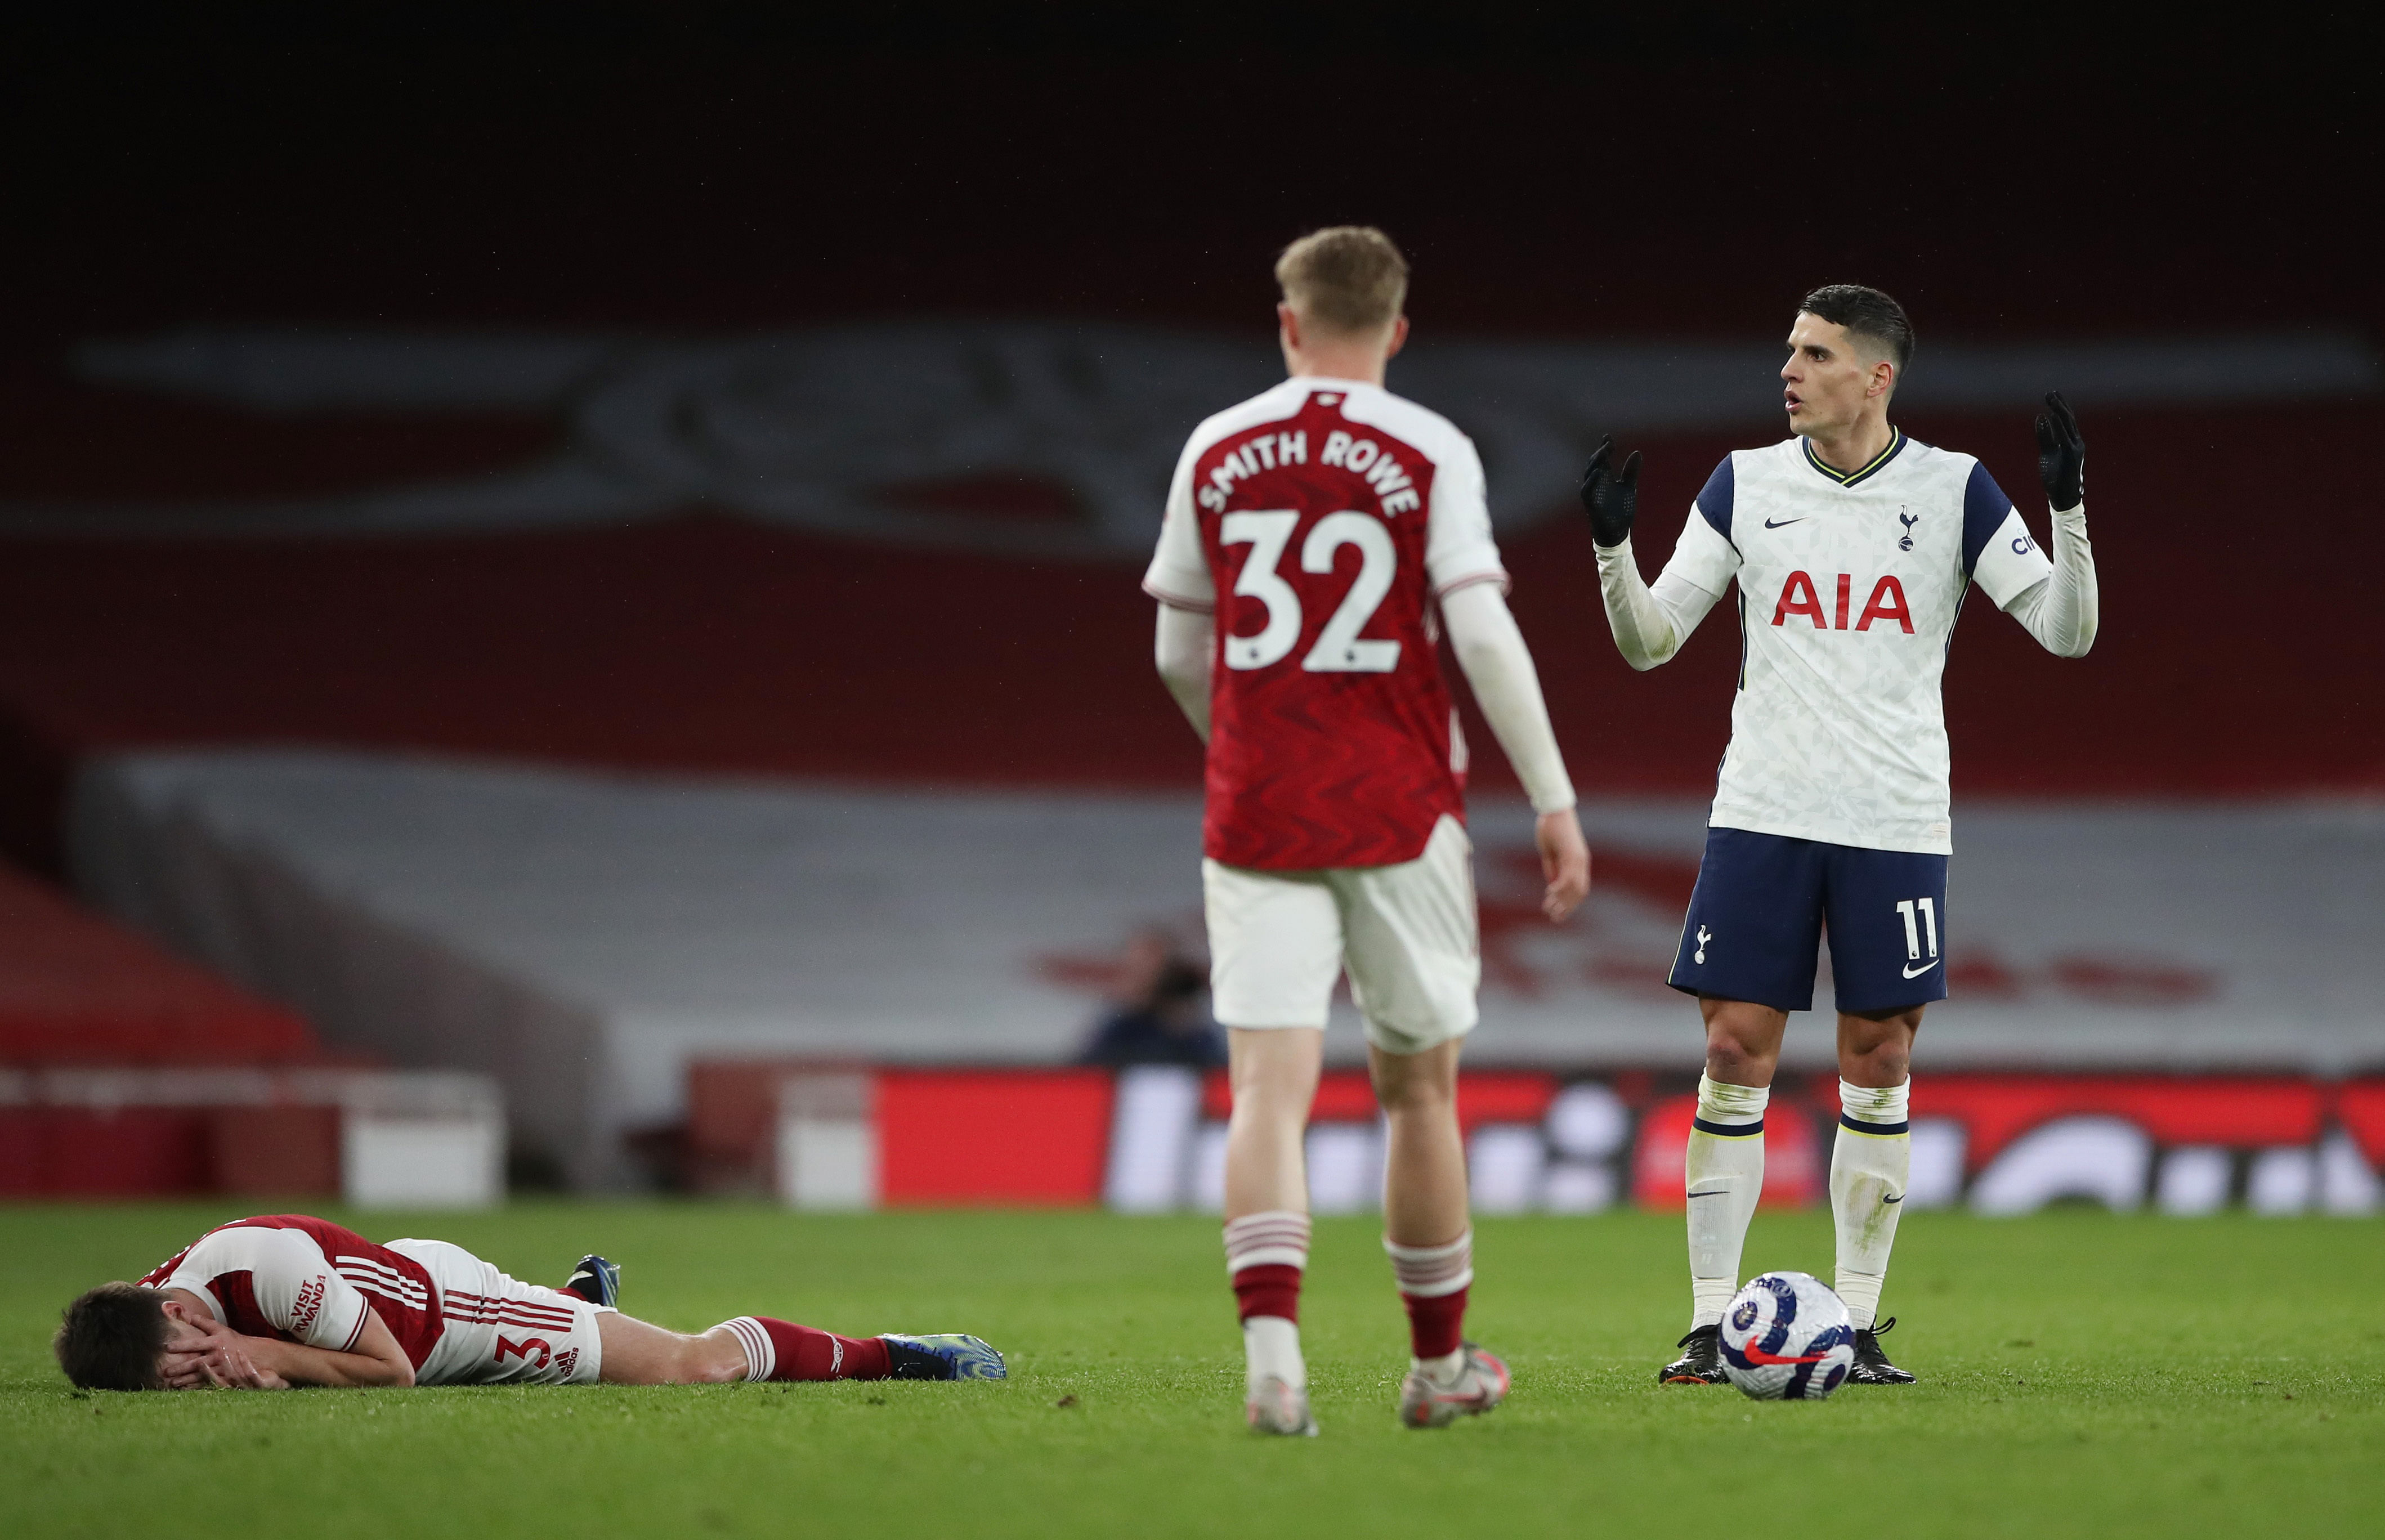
[1719,1271,1855,1401]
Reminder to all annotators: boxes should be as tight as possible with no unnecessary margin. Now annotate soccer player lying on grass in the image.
[53,1212,1005,1391]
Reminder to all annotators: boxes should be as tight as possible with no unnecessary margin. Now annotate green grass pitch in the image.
[3,1203,2379,1538]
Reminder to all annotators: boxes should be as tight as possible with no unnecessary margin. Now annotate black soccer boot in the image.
[1847,1316,1916,1385]
[1659,1324,1728,1385]
[560,1255,620,1309]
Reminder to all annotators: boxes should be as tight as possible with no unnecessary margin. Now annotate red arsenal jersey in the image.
[140,1214,445,1369]
[1144,377,1508,870]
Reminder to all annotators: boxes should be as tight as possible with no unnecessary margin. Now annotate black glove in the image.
[2035,391,2084,511]
[1577,436,1641,548]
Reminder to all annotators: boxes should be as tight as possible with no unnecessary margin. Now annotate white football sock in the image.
[718,1317,774,1382]
[1414,1347,1466,1384]
[1832,1077,1912,1331]
[1686,1074,1768,1328]
[1223,1210,1312,1273]
[1242,1316,1306,1393]
[1225,1211,1312,1394]
[1384,1230,1474,1384]
[1382,1230,1474,1298]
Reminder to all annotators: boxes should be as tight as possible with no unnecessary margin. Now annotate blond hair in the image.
[1274,226,1408,335]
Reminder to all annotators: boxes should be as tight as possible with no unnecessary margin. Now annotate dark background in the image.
[9,6,2380,341]
[1,5,2378,872]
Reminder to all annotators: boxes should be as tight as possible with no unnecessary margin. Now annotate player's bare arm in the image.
[157,1307,290,1390]
[1531,805,1590,920]
[156,1291,412,1389]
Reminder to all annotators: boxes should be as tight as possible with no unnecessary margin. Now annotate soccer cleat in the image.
[1659,1324,1728,1385]
[1246,1375,1319,1436]
[1398,1342,1510,1429]
[1846,1316,1916,1385]
[560,1255,620,1309]
[878,1333,1008,1381]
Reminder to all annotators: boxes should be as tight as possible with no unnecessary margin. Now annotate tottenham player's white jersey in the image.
[1653,431,2052,854]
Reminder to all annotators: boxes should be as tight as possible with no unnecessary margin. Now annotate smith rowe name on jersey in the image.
[1654,432,2055,856]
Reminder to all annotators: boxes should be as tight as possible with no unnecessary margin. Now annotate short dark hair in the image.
[1799,284,1914,371]
[55,1283,169,1391]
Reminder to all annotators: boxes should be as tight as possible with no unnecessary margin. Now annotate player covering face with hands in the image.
[1144,227,1588,1435]
[1582,285,2097,1387]
[56,1214,1005,1392]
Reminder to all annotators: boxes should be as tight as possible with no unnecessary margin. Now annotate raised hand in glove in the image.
[1577,435,1641,548]
[2035,391,2084,511]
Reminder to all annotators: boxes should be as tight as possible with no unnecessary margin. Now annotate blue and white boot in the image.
[561,1255,620,1309]
[879,1333,1008,1380]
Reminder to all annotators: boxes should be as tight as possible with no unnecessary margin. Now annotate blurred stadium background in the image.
[3,8,2378,1220]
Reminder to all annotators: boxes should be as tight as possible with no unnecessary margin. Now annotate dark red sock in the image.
[1233,1263,1302,1324]
[1402,1286,1467,1360]
[757,1318,892,1381]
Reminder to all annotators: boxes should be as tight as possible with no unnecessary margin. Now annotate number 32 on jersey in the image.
[1220,510,1398,673]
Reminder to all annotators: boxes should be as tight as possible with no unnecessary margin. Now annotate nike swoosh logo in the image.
[1763,517,1805,529]
[1686,1188,1729,1199]
[1737,1343,1831,1367]
[1902,959,1941,979]
[1883,1195,1903,1204]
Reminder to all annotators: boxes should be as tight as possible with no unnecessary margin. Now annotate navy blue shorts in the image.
[1667,827,1949,1015]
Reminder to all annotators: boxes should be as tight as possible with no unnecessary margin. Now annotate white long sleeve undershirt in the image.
[1594,537,1723,670]
[1153,603,1212,740]
[1151,585,1577,814]
[1439,582,1576,813]
[1998,505,2098,657]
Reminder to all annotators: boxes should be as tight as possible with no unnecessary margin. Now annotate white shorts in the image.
[388,1238,609,1387]
[1203,813,1480,1055]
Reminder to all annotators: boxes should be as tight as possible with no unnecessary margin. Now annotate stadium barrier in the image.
[71,753,2385,1196]
[685,1061,2385,1216]
[0,1068,504,1206]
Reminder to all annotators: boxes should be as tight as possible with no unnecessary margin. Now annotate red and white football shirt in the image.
[1144,377,1506,870]
[140,1214,443,1369]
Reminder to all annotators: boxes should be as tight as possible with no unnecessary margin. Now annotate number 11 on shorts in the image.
[1895,897,1939,961]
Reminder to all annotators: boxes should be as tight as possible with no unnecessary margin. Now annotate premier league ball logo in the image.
[1718,1271,1856,1401]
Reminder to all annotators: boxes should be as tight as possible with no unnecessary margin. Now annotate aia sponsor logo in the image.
[291,1275,326,1336]
[1772,571,1913,633]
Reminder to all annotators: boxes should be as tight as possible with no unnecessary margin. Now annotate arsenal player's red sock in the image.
[1224,1211,1311,1391]
[1384,1229,1473,1372]
[718,1317,892,1382]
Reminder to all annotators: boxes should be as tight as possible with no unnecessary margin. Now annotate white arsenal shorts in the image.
[1203,813,1479,1055]
[386,1238,610,1387]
